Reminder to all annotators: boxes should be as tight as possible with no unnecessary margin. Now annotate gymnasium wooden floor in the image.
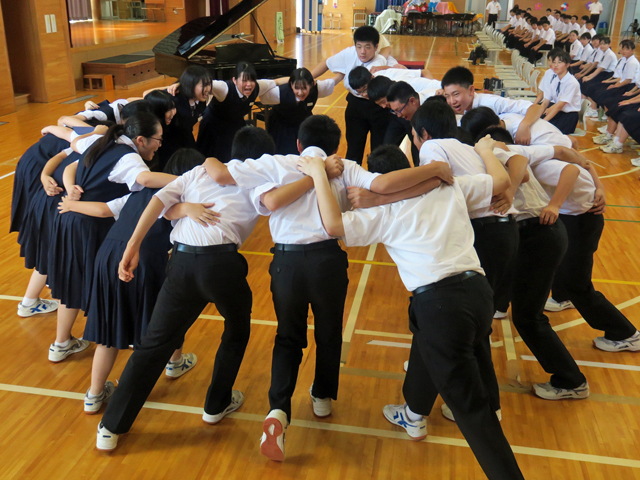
[1,31,640,479]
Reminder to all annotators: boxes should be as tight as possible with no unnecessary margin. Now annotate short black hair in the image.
[353,26,379,46]
[620,39,636,50]
[231,126,276,160]
[289,67,314,89]
[541,19,550,25]
[441,66,474,89]
[548,49,572,64]
[367,145,410,174]
[348,66,373,91]
[580,32,592,40]
[587,21,594,26]
[460,106,500,141]
[601,36,611,45]
[367,76,395,102]
[571,15,578,20]
[235,61,257,82]
[411,101,458,140]
[298,115,341,155]
[476,126,514,144]
[164,148,205,175]
[581,15,590,21]
[121,100,152,122]
[456,127,475,146]
[592,34,604,41]
[178,65,212,100]
[424,94,448,106]
[386,81,418,104]
[570,30,579,36]
[144,90,176,124]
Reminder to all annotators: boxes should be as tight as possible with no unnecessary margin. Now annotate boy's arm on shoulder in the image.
[348,178,443,209]
[204,157,236,185]
[261,176,314,211]
[369,161,453,194]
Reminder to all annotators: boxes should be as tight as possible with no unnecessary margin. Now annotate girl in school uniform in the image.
[196,62,275,162]
[56,148,206,413]
[259,68,338,155]
[143,90,177,171]
[46,112,177,363]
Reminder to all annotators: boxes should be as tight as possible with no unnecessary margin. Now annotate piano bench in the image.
[83,74,114,91]
[398,60,425,70]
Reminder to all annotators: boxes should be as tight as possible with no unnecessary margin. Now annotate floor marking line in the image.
[514,295,640,342]
[367,339,411,349]
[0,171,15,180]
[521,355,640,372]
[604,218,640,223]
[578,146,603,153]
[355,329,412,340]
[608,204,640,208]
[601,167,640,179]
[341,244,377,363]
[426,37,437,69]
[322,90,348,115]
[2,382,640,468]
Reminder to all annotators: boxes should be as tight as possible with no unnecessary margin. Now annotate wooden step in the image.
[14,93,29,106]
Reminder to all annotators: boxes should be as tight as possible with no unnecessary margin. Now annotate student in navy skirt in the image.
[56,148,205,413]
[259,68,338,155]
[46,112,178,364]
[196,61,276,162]
[144,90,177,171]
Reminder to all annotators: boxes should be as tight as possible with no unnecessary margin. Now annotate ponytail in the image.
[83,124,125,168]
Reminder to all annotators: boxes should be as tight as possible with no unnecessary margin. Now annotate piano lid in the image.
[153,0,272,60]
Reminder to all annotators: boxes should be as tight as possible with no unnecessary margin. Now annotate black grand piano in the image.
[153,0,297,80]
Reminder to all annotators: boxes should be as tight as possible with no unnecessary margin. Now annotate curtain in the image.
[66,0,92,21]
[376,0,404,11]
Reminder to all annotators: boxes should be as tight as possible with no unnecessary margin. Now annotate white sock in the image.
[405,405,423,422]
[55,339,70,348]
[21,297,37,307]
[613,137,623,147]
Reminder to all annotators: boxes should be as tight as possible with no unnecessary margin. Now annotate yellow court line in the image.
[426,37,437,69]
[322,90,348,115]
[1,383,640,469]
[600,167,640,179]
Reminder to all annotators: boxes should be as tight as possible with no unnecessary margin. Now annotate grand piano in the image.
[153,0,298,80]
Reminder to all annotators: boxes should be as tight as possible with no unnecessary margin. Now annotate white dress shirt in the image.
[541,28,556,45]
[613,56,640,81]
[342,176,489,291]
[598,48,619,73]
[472,93,533,115]
[486,1,501,14]
[579,43,594,62]
[589,2,603,14]
[544,73,582,112]
[500,113,573,147]
[570,39,584,60]
[326,46,388,96]
[156,164,267,247]
[228,146,379,244]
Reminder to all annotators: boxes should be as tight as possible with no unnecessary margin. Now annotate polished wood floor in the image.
[1,32,640,480]
[69,19,177,48]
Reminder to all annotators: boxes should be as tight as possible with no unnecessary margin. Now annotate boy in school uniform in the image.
[486,0,501,28]
[586,21,597,37]
[310,26,391,165]
[204,114,453,462]
[297,131,525,480]
[570,32,594,74]
[578,15,589,35]
[538,49,582,134]
[589,0,603,27]
[529,19,556,65]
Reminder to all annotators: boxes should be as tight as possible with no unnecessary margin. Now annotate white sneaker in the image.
[533,381,590,400]
[48,337,90,363]
[600,114,608,121]
[493,310,508,319]
[96,423,118,451]
[593,133,612,145]
[84,381,115,414]
[585,108,599,118]
[403,360,409,372]
[165,352,197,378]
[382,404,427,441]
[597,125,609,134]
[309,385,331,417]
[17,298,58,317]
[593,331,640,352]
[260,409,288,462]
[203,390,243,424]
[441,403,502,422]
[631,158,640,167]
[601,142,623,153]
[544,298,575,312]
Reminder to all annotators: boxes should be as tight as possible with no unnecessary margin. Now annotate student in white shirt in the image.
[589,0,603,27]
[522,19,542,57]
[578,14,589,35]
[538,50,582,134]
[297,133,525,480]
[575,34,604,79]
[311,26,389,165]
[570,32,594,74]
[486,0,501,27]
[581,37,619,118]
[440,66,544,144]
[529,19,556,64]
[204,114,451,462]
[479,126,590,402]
[586,21,597,37]
[569,31,584,60]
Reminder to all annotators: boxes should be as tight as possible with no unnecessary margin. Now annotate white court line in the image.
[341,244,377,362]
[600,167,640,179]
[514,295,640,343]
[368,340,411,349]
[521,355,640,372]
[0,171,15,180]
[1,382,640,469]
[426,37,437,69]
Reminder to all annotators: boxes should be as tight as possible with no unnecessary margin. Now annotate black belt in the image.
[412,271,479,296]
[517,217,541,229]
[471,215,514,226]
[174,242,237,254]
[273,239,339,252]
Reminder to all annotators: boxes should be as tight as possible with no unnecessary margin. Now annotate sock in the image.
[613,137,623,147]
[21,297,37,307]
[55,339,70,348]
[405,405,423,422]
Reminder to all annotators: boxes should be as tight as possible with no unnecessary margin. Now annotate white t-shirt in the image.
[228,146,379,244]
[156,164,267,247]
[500,113,573,147]
[544,73,582,112]
[342,176,489,291]
[259,79,335,105]
[486,1,501,14]
[589,2,603,14]
[326,46,388,96]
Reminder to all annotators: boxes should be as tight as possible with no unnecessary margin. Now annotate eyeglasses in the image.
[392,102,408,116]
[147,136,163,144]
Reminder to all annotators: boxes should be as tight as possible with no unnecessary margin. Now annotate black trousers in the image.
[547,110,580,134]
[345,93,391,165]
[403,273,524,480]
[102,246,252,434]
[511,220,586,389]
[529,44,551,64]
[487,14,498,27]
[590,14,600,27]
[268,240,349,420]
[551,213,637,340]
[383,115,420,167]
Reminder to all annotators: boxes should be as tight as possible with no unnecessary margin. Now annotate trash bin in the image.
[597,21,608,33]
